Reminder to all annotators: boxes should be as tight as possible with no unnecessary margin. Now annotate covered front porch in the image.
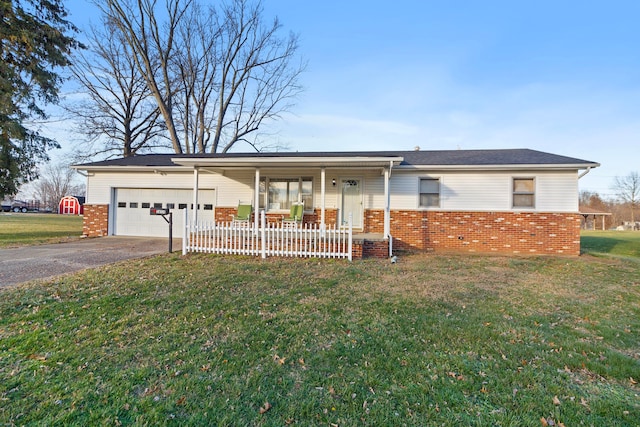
[174,154,402,259]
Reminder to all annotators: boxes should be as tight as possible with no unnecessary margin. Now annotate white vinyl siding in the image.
[84,168,580,223]
[390,170,578,212]
[535,173,579,211]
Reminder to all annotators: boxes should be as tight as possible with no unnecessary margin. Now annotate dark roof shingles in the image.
[75,149,598,168]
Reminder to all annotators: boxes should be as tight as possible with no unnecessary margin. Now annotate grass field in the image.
[581,230,640,259]
[1,250,638,425]
[0,213,83,247]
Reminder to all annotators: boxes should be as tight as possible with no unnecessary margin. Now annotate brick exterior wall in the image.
[364,209,385,233]
[81,203,579,256]
[215,207,339,227]
[376,210,581,256]
[83,204,109,237]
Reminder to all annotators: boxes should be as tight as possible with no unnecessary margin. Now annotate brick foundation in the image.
[381,210,581,256]
[362,239,390,258]
[83,204,109,237]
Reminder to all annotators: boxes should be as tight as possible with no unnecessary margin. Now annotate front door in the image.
[341,178,363,228]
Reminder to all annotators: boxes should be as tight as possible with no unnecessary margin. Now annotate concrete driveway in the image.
[0,236,177,288]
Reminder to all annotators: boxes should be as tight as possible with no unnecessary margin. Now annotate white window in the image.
[513,178,535,208]
[259,177,313,211]
[419,178,440,208]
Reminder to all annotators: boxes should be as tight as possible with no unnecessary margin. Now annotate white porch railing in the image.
[183,210,353,261]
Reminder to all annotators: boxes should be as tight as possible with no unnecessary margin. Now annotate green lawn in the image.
[581,230,640,259]
[1,252,638,426]
[0,213,83,247]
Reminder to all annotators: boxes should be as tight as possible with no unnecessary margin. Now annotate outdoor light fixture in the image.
[332,179,336,186]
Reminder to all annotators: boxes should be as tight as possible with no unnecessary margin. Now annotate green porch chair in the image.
[231,201,252,223]
[282,202,304,226]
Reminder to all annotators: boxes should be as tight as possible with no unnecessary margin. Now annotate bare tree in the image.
[93,0,303,155]
[67,17,167,160]
[205,0,304,153]
[173,2,221,154]
[612,171,640,227]
[32,163,85,212]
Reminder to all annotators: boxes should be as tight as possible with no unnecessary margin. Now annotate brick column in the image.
[83,204,109,237]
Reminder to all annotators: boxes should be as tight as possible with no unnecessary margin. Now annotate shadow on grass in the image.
[581,234,640,258]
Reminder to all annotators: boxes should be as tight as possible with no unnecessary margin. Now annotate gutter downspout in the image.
[578,167,593,179]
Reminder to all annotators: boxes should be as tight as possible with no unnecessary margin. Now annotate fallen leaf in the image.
[580,397,590,410]
[273,354,286,365]
[630,377,637,385]
[259,401,272,414]
[553,395,561,406]
[27,354,47,361]
[176,396,186,406]
[540,417,548,426]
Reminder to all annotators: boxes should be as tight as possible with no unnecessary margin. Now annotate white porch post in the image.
[383,165,390,239]
[192,167,200,224]
[254,168,260,230]
[320,167,326,229]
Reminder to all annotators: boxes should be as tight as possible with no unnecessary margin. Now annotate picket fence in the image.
[182,210,353,261]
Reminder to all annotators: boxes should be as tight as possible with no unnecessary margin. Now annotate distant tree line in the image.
[581,171,640,230]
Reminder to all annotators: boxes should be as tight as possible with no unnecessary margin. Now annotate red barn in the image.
[59,196,83,215]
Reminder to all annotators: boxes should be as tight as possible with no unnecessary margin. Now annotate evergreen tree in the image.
[0,0,81,198]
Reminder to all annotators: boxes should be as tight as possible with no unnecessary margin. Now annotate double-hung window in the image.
[513,178,535,208]
[419,177,440,208]
[259,177,313,211]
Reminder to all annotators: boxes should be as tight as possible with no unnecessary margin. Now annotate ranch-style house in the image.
[73,149,599,258]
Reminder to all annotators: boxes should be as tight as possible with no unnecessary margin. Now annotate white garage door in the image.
[114,188,215,237]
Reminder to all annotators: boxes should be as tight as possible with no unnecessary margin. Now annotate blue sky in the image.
[53,0,639,197]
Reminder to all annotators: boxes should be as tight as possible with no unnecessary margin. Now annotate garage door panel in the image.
[115,188,215,237]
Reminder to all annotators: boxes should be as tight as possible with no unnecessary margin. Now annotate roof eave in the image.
[396,162,600,171]
[71,165,193,172]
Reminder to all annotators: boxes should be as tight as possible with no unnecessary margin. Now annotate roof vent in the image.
[414,146,420,151]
